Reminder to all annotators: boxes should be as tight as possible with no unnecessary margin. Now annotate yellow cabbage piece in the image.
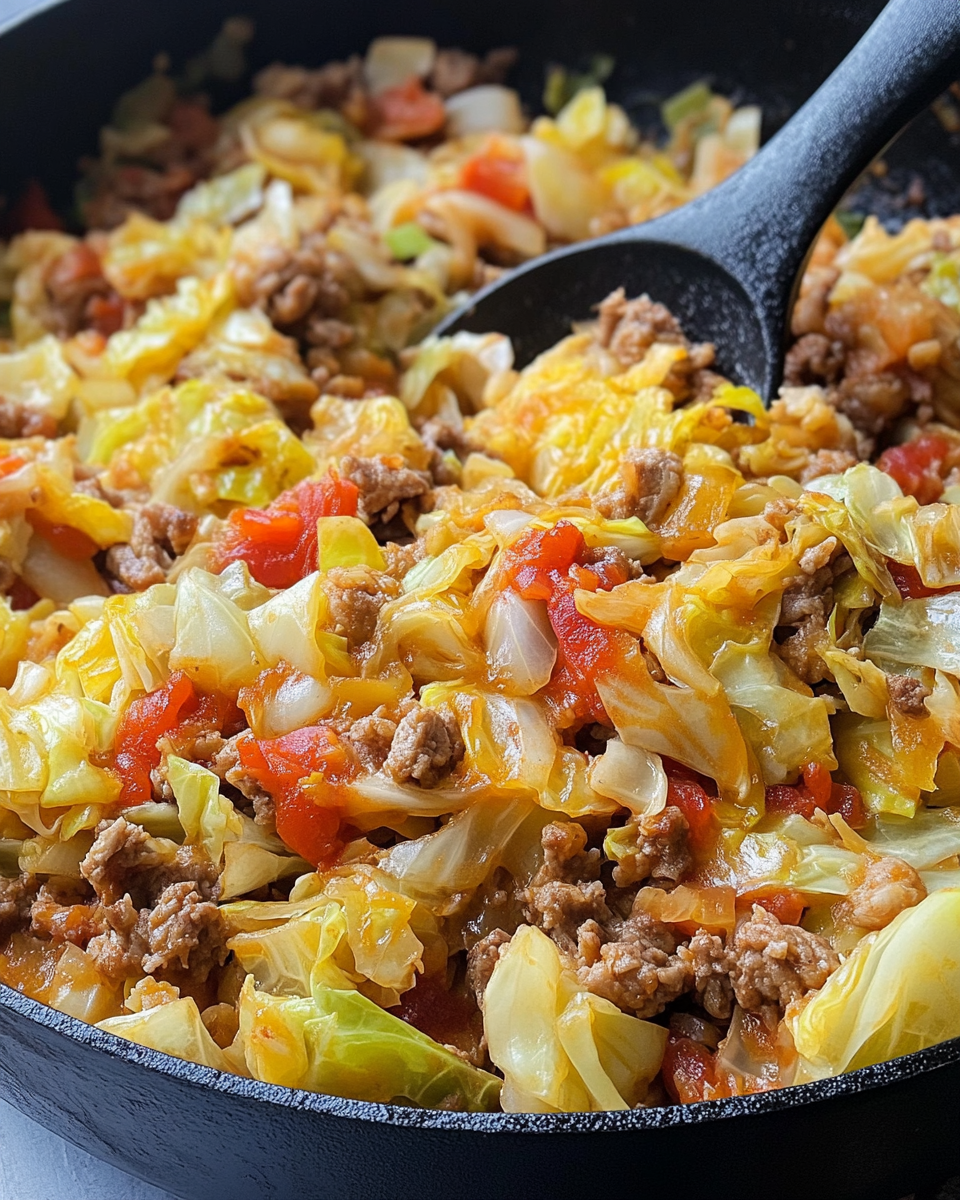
[167,755,241,868]
[484,925,667,1111]
[98,997,241,1074]
[0,335,77,421]
[790,889,960,1080]
[237,975,500,1108]
[102,212,232,300]
[100,272,234,391]
[169,567,262,695]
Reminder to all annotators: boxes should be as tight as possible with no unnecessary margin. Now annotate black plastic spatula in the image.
[435,0,960,400]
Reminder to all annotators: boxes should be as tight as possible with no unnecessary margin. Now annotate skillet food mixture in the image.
[0,33,958,1113]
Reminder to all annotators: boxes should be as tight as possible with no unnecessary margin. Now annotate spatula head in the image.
[434,235,780,400]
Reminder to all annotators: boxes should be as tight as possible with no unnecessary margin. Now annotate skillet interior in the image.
[0,1,959,1196]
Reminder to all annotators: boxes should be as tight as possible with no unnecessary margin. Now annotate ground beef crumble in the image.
[72,817,225,982]
[340,454,432,528]
[609,808,692,888]
[596,447,684,524]
[384,705,465,788]
[886,673,931,717]
[105,502,198,591]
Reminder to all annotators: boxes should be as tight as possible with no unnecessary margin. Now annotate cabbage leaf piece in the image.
[98,996,241,1074]
[237,975,501,1109]
[789,888,960,1080]
[484,924,667,1112]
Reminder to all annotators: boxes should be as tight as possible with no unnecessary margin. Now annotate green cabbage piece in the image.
[790,888,960,1080]
[237,974,501,1109]
[167,755,241,868]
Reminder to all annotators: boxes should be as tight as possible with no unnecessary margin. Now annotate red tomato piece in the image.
[500,521,635,722]
[236,726,353,867]
[666,776,717,851]
[661,1033,717,1105]
[0,456,28,480]
[216,473,359,589]
[877,434,950,505]
[765,764,867,830]
[830,782,867,830]
[887,560,957,600]
[460,138,530,212]
[750,889,806,926]
[26,513,99,561]
[86,293,126,337]
[114,673,200,806]
[371,78,446,141]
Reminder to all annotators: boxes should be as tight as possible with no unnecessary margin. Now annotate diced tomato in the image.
[662,1033,717,1105]
[460,138,530,212]
[86,293,126,337]
[502,522,635,723]
[887,560,958,600]
[750,889,806,926]
[216,473,359,589]
[114,673,200,806]
[236,725,354,867]
[370,78,446,141]
[877,434,950,505]
[46,243,103,291]
[0,180,63,236]
[667,777,717,851]
[765,763,866,829]
[26,513,99,561]
[0,456,28,480]
[7,577,39,611]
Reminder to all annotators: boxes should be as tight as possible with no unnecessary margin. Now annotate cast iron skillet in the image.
[0,2,958,1197]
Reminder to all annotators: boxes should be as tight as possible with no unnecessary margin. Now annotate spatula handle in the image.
[643,0,960,332]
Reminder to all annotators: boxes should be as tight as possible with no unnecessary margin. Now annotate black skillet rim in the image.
[2,980,958,1131]
[1,0,958,1143]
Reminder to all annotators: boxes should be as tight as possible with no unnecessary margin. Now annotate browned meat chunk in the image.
[235,231,354,336]
[595,289,686,364]
[345,707,401,773]
[81,817,219,911]
[682,930,735,1019]
[609,807,692,888]
[886,673,931,717]
[728,905,839,1028]
[105,503,198,591]
[575,907,693,1018]
[521,822,609,954]
[341,454,432,526]
[466,928,512,1008]
[80,818,166,907]
[774,565,834,685]
[429,46,517,97]
[0,873,38,941]
[832,370,910,441]
[596,447,684,524]
[384,705,464,788]
[841,855,926,931]
[783,333,846,387]
[210,735,275,831]
[86,896,148,981]
[141,881,225,979]
[799,448,859,483]
[324,565,400,649]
